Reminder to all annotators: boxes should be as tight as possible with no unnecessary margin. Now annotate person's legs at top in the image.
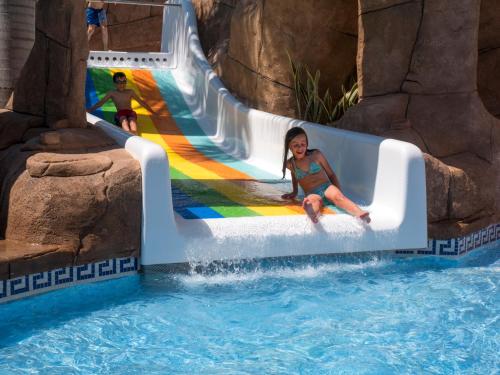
[302,194,323,223]
[323,185,370,223]
[86,7,99,41]
[87,24,97,41]
[97,9,109,50]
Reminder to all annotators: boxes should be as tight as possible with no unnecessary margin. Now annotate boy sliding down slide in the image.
[87,72,155,134]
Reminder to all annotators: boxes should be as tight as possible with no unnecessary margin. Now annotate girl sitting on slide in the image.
[281,127,371,224]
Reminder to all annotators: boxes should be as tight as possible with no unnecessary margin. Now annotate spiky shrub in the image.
[287,52,358,125]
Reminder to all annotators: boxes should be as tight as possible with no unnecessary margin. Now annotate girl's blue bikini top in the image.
[291,158,323,180]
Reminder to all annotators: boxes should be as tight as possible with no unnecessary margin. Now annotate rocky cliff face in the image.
[192,0,358,117]
[193,0,499,239]
[6,0,88,128]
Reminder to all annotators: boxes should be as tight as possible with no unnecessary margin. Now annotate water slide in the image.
[85,0,427,267]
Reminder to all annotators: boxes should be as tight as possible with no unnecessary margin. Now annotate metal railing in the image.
[95,0,181,6]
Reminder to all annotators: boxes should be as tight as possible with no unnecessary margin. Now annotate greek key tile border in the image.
[395,223,500,257]
[0,257,138,304]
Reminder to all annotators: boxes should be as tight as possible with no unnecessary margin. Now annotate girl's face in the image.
[289,134,308,160]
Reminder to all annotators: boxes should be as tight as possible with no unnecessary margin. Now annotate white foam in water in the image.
[178,214,393,264]
[176,257,389,287]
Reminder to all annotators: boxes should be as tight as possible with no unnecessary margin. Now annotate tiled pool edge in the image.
[396,222,500,257]
[1,223,498,303]
[0,257,138,304]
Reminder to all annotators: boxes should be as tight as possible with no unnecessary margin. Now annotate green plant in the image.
[329,81,358,123]
[287,52,358,125]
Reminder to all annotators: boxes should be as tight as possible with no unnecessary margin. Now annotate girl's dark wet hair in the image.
[113,71,126,82]
[282,127,310,178]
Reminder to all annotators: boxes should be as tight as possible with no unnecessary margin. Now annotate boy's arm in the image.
[316,151,341,189]
[131,91,155,114]
[87,92,112,112]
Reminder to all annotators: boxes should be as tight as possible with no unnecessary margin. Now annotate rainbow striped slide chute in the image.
[85,68,335,220]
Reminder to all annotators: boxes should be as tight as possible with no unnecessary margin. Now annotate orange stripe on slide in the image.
[131,70,253,182]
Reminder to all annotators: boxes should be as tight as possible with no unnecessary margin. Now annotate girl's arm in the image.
[316,151,341,190]
[281,161,299,199]
[132,91,155,114]
[87,92,112,112]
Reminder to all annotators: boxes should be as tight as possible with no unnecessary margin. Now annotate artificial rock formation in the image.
[6,0,88,128]
[88,1,164,52]
[193,0,499,239]
[192,0,358,117]
[0,0,36,107]
[478,0,500,118]
[335,0,499,238]
[0,111,142,279]
[0,0,143,279]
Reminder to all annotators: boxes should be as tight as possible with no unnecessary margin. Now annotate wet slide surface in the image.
[86,68,336,220]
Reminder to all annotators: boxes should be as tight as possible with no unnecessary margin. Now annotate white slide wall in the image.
[88,0,427,266]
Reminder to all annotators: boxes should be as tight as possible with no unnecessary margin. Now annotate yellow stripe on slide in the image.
[116,69,302,216]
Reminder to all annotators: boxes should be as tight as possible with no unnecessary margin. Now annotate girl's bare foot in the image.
[303,197,319,223]
[357,211,371,224]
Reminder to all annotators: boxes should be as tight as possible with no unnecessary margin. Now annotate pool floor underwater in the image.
[0,248,498,374]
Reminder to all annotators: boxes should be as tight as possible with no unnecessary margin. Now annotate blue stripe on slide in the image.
[171,185,224,219]
[85,69,105,119]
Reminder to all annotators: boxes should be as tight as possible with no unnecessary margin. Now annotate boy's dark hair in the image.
[113,72,126,82]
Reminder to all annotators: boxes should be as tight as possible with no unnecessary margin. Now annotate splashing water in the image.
[0,249,498,374]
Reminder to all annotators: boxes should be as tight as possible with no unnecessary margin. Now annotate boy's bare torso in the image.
[109,89,134,111]
[88,1,105,9]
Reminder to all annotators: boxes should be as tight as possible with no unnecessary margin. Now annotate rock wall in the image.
[336,0,499,238]
[88,1,164,52]
[478,0,500,118]
[192,0,358,118]
[6,0,88,128]
[193,0,499,239]
[0,0,36,108]
[0,0,143,278]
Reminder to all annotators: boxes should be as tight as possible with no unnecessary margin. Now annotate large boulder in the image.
[0,127,142,277]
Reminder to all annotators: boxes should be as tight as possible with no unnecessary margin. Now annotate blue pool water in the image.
[0,249,498,374]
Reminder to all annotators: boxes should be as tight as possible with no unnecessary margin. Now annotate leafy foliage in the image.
[287,52,358,125]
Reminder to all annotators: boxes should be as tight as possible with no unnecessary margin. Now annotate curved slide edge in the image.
[86,113,181,266]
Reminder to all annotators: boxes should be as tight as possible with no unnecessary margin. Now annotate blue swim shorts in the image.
[86,7,107,27]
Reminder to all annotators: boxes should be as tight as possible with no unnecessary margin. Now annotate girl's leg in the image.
[324,185,371,223]
[129,118,138,135]
[120,117,131,132]
[303,194,323,223]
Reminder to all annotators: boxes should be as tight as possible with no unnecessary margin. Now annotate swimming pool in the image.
[0,248,498,374]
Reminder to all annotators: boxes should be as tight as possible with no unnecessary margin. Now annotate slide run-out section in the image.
[86,0,427,267]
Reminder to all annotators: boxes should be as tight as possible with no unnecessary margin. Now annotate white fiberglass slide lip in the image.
[86,113,182,266]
